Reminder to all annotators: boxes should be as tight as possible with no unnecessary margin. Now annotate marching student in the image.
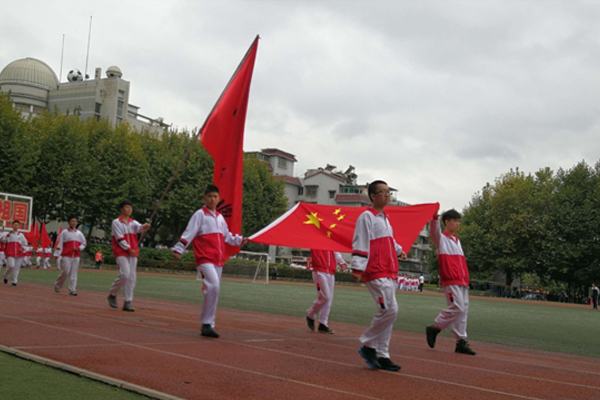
[305,249,347,334]
[54,217,86,296]
[35,246,43,268]
[351,180,407,371]
[0,221,6,272]
[172,184,247,338]
[107,200,150,312]
[2,221,28,286]
[23,244,33,268]
[425,209,476,356]
[43,246,52,269]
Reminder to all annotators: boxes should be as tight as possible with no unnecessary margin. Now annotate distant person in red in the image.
[95,251,103,269]
[306,249,347,334]
[426,209,476,356]
[107,200,150,312]
[1,221,28,286]
[54,217,87,296]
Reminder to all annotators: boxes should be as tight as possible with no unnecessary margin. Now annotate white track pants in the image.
[4,257,22,284]
[434,284,470,340]
[360,278,398,359]
[197,263,222,327]
[109,256,138,302]
[307,271,335,326]
[55,257,80,293]
[43,257,51,269]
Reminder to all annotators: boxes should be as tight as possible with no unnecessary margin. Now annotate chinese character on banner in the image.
[12,202,29,227]
[0,200,11,223]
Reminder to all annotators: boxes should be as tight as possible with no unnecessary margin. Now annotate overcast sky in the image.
[2,0,599,212]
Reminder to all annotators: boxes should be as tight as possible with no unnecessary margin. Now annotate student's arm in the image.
[79,231,87,252]
[172,211,202,259]
[334,251,347,270]
[429,215,442,249]
[54,231,64,258]
[222,219,245,247]
[351,214,371,280]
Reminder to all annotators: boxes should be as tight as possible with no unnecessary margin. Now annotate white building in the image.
[0,57,169,132]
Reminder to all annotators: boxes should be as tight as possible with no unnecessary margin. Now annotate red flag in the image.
[249,202,440,253]
[32,220,40,249]
[54,226,63,249]
[200,35,259,258]
[40,222,52,248]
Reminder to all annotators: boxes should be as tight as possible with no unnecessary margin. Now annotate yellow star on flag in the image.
[337,214,346,221]
[333,208,341,215]
[303,212,323,229]
[329,223,337,229]
[326,231,332,238]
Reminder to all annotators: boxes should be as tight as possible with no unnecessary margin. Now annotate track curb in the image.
[0,344,186,400]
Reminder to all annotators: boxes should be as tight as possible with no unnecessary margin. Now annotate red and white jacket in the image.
[24,245,33,257]
[429,215,469,287]
[2,231,28,258]
[54,228,86,258]
[36,248,42,257]
[310,250,346,275]
[351,208,403,283]
[111,217,147,258]
[172,206,243,267]
[44,247,52,258]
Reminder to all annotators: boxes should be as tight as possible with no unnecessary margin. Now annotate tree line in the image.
[457,163,600,300]
[0,92,288,248]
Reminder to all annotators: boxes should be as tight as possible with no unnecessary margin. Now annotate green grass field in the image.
[4,268,600,399]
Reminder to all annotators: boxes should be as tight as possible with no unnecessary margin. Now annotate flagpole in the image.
[140,35,260,244]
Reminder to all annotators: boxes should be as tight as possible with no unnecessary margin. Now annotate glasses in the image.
[375,190,392,196]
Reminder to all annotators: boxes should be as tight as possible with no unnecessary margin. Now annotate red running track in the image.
[0,282,599,400]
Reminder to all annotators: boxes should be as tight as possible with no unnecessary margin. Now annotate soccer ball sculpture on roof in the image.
[67,69,84,82]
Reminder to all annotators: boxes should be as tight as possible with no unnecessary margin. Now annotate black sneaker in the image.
[69,291,78,296]
[426,325,441,349]
[107,294,117,308]
[3,279,7,284]
[306,316,315,331]
[318,323,334,334]
[122,301,135,312]
[201,324,220,338]
[455,339,476,355]
[54,286,60,293]
[11,283,17,287]
[377,357,401,371]
[358,346,382,369]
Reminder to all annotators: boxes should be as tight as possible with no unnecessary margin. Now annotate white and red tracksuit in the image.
[430,215,470,340]
[35,247,42,267]
[351,208,403,359]
[2,231,27,284]
[43,247,52,269]
[307,250,347,327]
[172,206,243,328]
[0,236,6,267]
[54,228,86,294]
[109,217,147,303]
[23,246,33,267]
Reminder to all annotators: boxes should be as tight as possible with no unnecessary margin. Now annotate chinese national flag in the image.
[40,222,52,248]
[200,35,259,258]
[249,202,440,253]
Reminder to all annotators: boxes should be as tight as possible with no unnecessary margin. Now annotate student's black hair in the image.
[118,199,133,210]
[204,184,219,195]
[68,216,78,222]
[441,209,461,223]
[12,220,20,225]
[367,180,388,201]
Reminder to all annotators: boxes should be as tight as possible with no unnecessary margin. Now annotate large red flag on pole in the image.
[200,35,259,258]
[32,220,40,249]
[40,222,52,248]
[249,202,440,253]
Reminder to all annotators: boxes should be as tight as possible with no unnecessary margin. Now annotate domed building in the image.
[0,57,169,132]
[0,58,59,114]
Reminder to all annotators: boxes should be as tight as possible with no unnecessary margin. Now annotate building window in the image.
[117,99,124,118]
[329,190,336,199]
[278,158,287,169]
[306,186,318,197]
[298,187,304,196]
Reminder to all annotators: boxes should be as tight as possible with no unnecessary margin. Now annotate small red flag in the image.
[54,226,63,249]
[40,222,52,248]
[249,202,439,253]
[200,35,259,259]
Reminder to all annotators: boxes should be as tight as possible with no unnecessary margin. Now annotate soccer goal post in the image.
[237,250,270,284]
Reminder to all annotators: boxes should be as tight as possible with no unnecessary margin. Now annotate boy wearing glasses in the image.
[351,180,407,371]
[425,209,476,355]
